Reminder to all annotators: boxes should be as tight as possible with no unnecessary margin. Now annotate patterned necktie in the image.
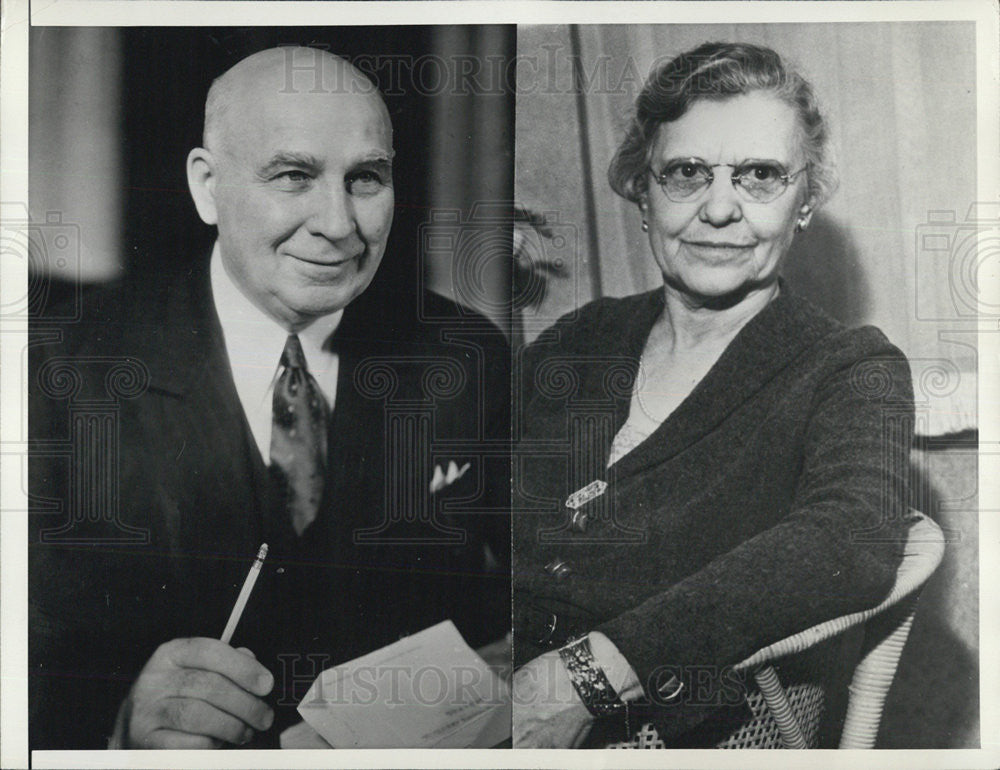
[270,334,329,535]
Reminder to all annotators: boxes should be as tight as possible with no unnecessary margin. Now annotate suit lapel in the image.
[124,266,270,557]
[323,307,388,540]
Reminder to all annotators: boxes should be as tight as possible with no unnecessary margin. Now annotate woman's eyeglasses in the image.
[648,158,808,204]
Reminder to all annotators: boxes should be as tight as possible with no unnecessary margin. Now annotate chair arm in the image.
[734,512,944,673]
[838,595,920,748]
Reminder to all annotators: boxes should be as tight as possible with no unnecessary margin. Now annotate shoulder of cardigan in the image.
[603,286,855,480]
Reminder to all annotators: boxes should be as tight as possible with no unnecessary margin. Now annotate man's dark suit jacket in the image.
[512,286,914,745]
[29,262,511,749]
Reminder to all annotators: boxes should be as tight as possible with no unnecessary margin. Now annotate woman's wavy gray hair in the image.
[608,42,838,209]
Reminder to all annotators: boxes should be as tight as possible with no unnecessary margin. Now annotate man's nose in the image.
[697,174,744,227]
[306,181,357,242]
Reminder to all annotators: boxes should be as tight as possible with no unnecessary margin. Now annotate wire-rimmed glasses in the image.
[648,158,808,204]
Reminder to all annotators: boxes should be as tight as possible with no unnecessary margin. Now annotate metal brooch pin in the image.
[564,480,608,510]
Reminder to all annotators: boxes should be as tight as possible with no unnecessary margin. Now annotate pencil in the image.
[220,543,268,645]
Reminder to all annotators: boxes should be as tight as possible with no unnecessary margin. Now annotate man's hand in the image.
[110,638,274,749]
[512,650,593,748]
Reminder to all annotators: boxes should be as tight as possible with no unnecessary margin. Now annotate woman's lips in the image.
[681,241,756,260]
[684,240,756,248]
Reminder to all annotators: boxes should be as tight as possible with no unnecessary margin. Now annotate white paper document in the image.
[295,620,511,748]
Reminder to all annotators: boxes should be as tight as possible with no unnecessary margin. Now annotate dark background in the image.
[32,25,516,322]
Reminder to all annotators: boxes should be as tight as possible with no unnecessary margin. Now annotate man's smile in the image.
[288,252,362,269]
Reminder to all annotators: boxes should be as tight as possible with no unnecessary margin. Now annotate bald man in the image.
[190,48,396,332]
[29,48,510,750]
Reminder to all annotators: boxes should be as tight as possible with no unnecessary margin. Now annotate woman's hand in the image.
[512,650,593,748]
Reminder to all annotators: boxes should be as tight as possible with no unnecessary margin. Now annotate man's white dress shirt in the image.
[210,244,342,465]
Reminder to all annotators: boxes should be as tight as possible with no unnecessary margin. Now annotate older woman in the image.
[512,42,914,748]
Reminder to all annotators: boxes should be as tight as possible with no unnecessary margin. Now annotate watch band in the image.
[558,635,627,718]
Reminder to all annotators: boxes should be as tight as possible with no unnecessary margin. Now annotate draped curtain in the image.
[515,23,979,437]
[428,26,514,335]
[29,28,123,284]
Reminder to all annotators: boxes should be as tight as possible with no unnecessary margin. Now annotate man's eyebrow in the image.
[355,150,395,165]
[257,152,321,177]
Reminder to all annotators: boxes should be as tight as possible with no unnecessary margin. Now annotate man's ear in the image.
[186,147,219,226]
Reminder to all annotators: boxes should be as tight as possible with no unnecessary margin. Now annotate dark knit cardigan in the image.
[512,286,915,744]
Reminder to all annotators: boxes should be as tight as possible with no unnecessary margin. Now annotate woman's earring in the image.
[795,204,812,233]
[641,219,649,233]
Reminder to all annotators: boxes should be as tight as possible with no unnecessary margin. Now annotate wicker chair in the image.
[608,511,945,750]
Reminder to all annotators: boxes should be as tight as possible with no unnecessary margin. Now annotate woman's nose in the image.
[697,174,744,226]
[307,181,356,241]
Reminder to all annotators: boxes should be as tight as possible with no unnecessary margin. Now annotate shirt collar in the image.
[210,243,343,376]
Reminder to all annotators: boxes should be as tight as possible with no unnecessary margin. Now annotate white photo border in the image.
[3,2,998,769]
